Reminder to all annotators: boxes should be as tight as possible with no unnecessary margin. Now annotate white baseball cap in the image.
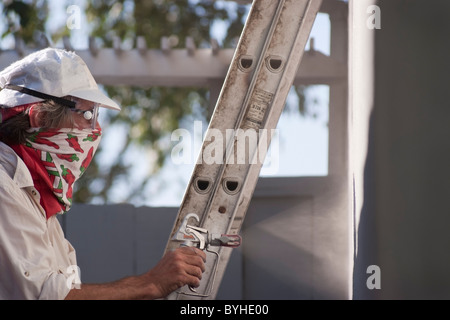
[0,47,120,110]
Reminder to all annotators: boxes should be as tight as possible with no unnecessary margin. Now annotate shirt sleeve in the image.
[0,174,73,300]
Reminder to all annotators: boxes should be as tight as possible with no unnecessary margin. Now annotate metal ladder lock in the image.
[164,0,323,300]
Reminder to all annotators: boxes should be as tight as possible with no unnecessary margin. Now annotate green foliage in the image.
[1,0,49,43]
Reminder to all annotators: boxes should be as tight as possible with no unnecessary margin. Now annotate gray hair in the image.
[0,100,74,145]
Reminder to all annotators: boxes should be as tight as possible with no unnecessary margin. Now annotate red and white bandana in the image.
[11,127,101,219]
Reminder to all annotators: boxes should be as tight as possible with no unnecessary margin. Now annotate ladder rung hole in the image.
[240,58,253,69]
[197,180,210,191]
[194,178,212,193]
[269,58,282,70]
[266,55,284,72]
[223,179,240,194]
[226,180,239,191]
[238,55,254,72]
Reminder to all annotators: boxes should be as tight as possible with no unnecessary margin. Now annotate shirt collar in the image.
[0,141,34,188]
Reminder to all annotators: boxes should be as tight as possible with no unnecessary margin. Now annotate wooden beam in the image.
[0,48,346,87]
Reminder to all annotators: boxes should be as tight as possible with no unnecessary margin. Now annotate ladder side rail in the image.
[164,0,323,300]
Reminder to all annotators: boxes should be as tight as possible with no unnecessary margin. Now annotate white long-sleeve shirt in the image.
[0,141,77,300]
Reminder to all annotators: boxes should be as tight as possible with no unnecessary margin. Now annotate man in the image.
[0,48,205,300]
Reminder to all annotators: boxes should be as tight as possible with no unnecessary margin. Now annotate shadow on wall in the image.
[353,0,450,300]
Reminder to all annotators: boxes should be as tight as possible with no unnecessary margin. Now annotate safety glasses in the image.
[69,104,100,130]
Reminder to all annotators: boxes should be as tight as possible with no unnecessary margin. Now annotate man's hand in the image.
[143,246,207,299]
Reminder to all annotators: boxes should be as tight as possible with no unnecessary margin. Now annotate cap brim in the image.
[69,89,121,111]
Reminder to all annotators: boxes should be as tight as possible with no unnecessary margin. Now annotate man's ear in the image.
[28,105,40,127]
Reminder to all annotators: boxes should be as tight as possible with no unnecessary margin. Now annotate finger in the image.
[186,274,201,288]
[185,264,203,280]
[174,248,206,273]
[193,248,206,262]
[178,247,206,262]
[185,254,206,273]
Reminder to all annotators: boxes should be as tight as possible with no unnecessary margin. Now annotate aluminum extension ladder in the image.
[164,0,323,300]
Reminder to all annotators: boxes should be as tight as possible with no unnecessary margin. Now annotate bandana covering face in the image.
[11,127,101,219]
